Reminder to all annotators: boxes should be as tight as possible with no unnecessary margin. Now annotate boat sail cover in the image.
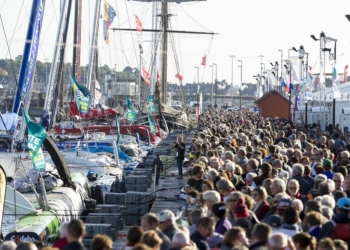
[0,113,19,131]
[69,101,118,119]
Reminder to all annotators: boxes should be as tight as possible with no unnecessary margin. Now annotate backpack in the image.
[331,220,350,242]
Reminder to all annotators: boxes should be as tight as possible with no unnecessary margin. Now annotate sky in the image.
[1,0,350,89]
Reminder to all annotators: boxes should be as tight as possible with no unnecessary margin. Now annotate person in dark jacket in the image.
[317,197,350,243]
[190,217,213,250]
[151,154,163,185]
[249,223,271,250]
[290,164,311,196]
[63,219,87,250]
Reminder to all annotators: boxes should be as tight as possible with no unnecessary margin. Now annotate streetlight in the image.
[195,66,199,106]
[213,63,218,108]
[209,65,214,107]
[237,60,243,109]
[259,55,264,97]
[230,55,235,106]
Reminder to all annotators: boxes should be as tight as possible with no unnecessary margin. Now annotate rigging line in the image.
[178,5,213,33]
[124,0,138,67]
[340,40,350,57]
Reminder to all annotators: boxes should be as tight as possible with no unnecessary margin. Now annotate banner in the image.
[115,115,120,145]
[148,95,156,113]
[13,0,45,114]
[126,98,137,122]
[23,109,46,170]
[103,1,117,45]
[71,75,91,114]
[148,114,158,132]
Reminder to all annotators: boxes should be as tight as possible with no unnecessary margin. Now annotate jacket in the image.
[157,230,172,250]
[254,201,270,221]
[53,238,68,250]
[291,175,311,195]
[317,213,350,241]
[252,173,269,187]
[249,241,269,250]
[152,157,163,172]
[190,231,210,250]
[63,241,87,250]
[163,224,181,243]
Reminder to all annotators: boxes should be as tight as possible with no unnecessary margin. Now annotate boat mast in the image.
[43,0,68,113]
[87,0,101,91]
[72,0,82,82]
[50,0,74,127]
[160,2,168,105]
[150,2,159,94]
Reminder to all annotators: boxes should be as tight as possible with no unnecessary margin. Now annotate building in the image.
[255,90,290,119]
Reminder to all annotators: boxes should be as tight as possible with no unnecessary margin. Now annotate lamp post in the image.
[284,60,291,120]
[209,65,214,107]
[259,55,264,97]
[213,63,218,109]
[278,50,283,93]
[305,100,308,125]
[230,55,235,106]
[238,60,243,109]
[195,66,199,106]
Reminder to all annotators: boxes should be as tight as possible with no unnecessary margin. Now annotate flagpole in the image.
[238,60,242,109]
[230,55,235,106]
[259,55,263,97]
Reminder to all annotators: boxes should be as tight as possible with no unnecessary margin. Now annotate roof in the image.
[254,90,289,104]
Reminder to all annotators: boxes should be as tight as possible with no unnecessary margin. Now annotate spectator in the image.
[14,243,37,250]
[211,202,232,235]
[317,238,335,250]
[63,219,87,250]
[333,173,345,193]
[290,164,311,195]
[334,239,348,250]
[249,223,271,250]
[216,178,234,202]
[233,197,250,220]
[0,241,16,250]
[141,230,163,250]
[91,234,113,250]
[125,226,144,250]
[323,159,335,179]
[53,222,69,250]
[268,233,288,250]
[188,210,203,235]
[287,179,304,201]
[157,210,182,241]
[141,213,172,250]
[190,217,214,250]
[203,190,220,212]
[292,233,316,250]
[168,231,190,250]
[221,226,249,250]
[276,207,300,237]
[152,154,163,185]
[251,187,270,220]
[305,211,322,238]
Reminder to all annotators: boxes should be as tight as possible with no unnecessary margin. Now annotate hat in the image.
[158,209,175,222]
[336,197,350,209]
[233,198,249,218]
[277,199,292,210]
[268,215,282,228]
[323,159,333,168]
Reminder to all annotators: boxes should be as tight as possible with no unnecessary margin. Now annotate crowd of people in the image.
[129,110,350,250]
[2,110,350,250]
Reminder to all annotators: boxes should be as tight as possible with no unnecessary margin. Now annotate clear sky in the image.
[1,0,350,88]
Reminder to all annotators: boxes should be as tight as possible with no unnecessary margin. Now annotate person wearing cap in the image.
[268,215,283,233]
[322,159,335,179]
[318,197,350,242]
[157,210,182,242]
[233,197,250,220]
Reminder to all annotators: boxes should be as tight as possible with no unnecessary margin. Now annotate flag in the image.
[175,72,183,81]
[142,68,150,85]
[71,75,91,114]
[156,71,160,81]
[23,108,46,170]
[309,66,312,74]
[282,78,289,93]
[291,61,300,82]
[201,56,207,66]
[126,98,137,122]
[135,15,142,32]
[305,72,313,100]
[240,82,247,90]
[115,115,120,145]
[148,95,156,113]
[148,114,158,132]
[344,65,348,83]
[289,82,294,91]
[94,80,102,105]
[332,64,341,99]
[103,1,117,45]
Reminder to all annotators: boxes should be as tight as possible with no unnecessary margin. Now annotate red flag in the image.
[201,55,207,66]
[135,15,142,32]
[156,71,160,81]
[309,66,312,74]
[175,72,183,81]
[344,65,348,82]
[142,68,150,85]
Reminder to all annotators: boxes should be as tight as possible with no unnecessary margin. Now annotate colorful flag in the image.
[156,71,160,81]
[103,1,117,45]
[283,78,289,93]
[289,82,294,91]
[126,98,137,122]
[332,64,341,99]
[142,68,150,85]
[23,108,46,170]
[309,66,312,74]
[148,114,158,132]
[344,65,348,83]
[148,95,156,113]
[135,15,142,32]
[115,115,120,145]
[175,72,183,81]
[201,56,207,66]
[71,75,91,114]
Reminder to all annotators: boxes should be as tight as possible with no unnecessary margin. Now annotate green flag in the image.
[126,97,137,122]
[115,115,120,145]
[23,109,47,170]
[148,114,158,132]
[71,75,91,114]
[148,95,156,113]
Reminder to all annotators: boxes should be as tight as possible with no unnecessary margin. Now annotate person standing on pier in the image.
[175,136,186,179]
[152,154,163,185]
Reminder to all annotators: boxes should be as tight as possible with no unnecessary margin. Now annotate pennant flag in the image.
[291,62,300,82]
[23,108,46,170]
[344,65,348,83]
[148,95,156,113]
[240,82,247,90]
[103,1,117,45]
[142,68,151,85]
[115,115,120,145]
[283,78,289,93]
[289,82,294,91]
[309,66,312,74]
[201,56,207,66]
[332,64,341,99]
[135,15,142,32]
[126,98,137,122]
[71,75,91,114]
[94,80,102,105]
[175,72,183,81]
[148,114,158,132]
[156,71,160,81]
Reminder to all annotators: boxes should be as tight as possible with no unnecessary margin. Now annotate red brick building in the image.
[255,90,290,119]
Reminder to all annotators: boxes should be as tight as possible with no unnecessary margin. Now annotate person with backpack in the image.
[317,197,350,244]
